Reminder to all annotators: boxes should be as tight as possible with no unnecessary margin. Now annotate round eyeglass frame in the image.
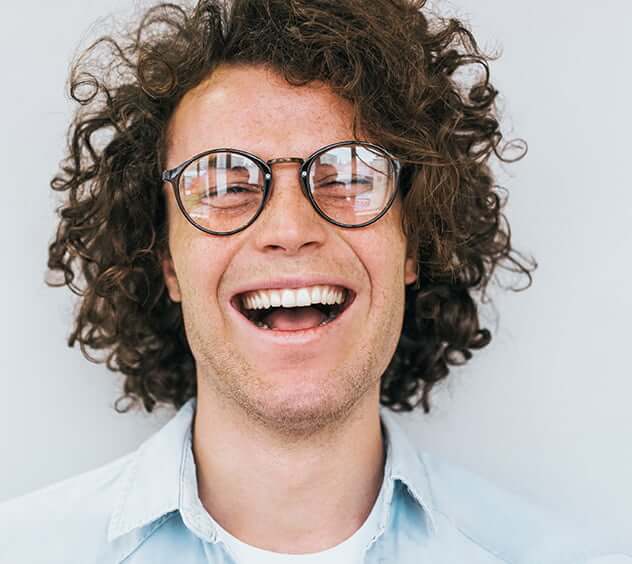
[161,140,402,236]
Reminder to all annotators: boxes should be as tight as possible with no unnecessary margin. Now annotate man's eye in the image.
[191,184,263,211]
[314,177,373,196]
[205,185,256,197]
[317,176,371,185]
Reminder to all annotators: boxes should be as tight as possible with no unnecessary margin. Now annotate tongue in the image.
[263,306,327,331]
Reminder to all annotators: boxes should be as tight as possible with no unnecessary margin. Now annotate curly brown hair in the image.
[47,0,535,415]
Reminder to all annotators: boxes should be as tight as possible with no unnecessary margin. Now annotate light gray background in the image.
[1,0,630,545]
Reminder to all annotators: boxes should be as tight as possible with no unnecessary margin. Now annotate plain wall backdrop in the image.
[1,0,630,547]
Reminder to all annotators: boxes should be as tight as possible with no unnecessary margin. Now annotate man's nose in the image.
[250,165,328,255]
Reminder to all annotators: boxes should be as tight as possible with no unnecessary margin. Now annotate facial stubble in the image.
[181,283,406,443]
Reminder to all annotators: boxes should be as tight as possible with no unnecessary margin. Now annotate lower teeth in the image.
[254,312,338,331]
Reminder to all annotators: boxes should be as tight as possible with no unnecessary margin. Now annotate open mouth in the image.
[231,285,356,332]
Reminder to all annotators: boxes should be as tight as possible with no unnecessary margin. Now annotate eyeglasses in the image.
[161,140,402,236]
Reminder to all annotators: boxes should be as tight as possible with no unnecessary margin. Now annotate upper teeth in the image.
[241,285,347,310]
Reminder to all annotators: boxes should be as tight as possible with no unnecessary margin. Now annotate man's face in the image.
[162,64,416,434]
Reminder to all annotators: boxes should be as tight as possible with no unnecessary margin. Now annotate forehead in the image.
[166,64,358,166]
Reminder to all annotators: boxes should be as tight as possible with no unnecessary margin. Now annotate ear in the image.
[404,256,417,286]
[161,251,182,303]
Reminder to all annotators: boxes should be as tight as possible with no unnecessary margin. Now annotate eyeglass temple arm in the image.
[162,163,188,183]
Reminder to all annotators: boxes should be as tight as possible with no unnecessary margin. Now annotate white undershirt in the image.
[213,474,387,564]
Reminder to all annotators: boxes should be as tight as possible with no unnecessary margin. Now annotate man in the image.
[1,0,629,562]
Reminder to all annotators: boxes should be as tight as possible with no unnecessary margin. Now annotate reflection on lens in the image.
[179,152,265,233]
[308,144,395,226]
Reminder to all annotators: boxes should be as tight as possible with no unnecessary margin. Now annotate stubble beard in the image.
[182,293,404,443]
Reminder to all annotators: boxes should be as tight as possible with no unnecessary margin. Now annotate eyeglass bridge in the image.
[264,157,309,181]
[266,157,304,165]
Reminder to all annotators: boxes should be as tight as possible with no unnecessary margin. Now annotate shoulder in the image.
[0,452,134,564]
[419,451,631,563]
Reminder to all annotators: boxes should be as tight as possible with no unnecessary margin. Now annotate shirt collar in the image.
[107,398,195,542]
[379,407,438,533]
[108,397,437,542]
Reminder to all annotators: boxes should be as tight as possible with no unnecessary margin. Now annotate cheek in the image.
[368,226,409,314]
[169,228,228,305]
[356,237,407,309]
[369,214,408,282]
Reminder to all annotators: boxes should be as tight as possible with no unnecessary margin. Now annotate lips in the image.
[226,275,358,335]
[231,288,356,326]
[230,288,357,334]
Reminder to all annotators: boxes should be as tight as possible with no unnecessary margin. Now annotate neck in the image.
[192,385,386,554]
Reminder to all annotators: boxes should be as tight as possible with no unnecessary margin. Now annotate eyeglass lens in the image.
[178,144,396,233]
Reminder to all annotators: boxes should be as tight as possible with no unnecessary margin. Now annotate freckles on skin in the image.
[160,64,418,436]
[165,65,357,169]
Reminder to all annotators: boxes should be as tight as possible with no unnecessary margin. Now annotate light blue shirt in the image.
[1,398,629,563]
